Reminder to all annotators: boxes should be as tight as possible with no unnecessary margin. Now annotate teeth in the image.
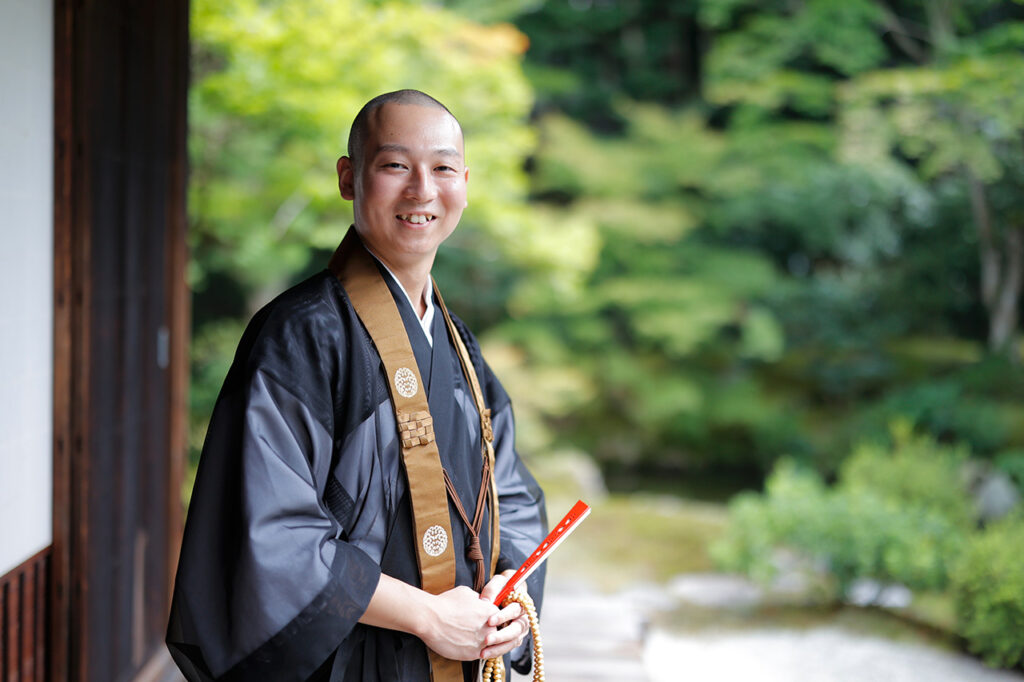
[399,214,433,224]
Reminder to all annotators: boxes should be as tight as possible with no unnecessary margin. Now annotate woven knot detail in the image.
[397,411,435,449]
[466,536,484,563]
[480,409,494,443]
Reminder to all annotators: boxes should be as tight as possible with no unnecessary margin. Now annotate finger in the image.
[480,626,524,660]
[488,602,523,627]
[482,620,528,660]
[484,616,526,649]
[514,616,528,640]
[481,641,517,660]
[479,574,509,604]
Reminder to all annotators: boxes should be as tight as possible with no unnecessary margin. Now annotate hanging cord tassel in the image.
[481,591,544,682]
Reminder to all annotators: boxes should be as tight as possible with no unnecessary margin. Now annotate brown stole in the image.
[329,228,500,681]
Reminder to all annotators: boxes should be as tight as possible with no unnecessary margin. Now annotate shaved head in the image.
[335,90,469,294]
[347,90,462,171]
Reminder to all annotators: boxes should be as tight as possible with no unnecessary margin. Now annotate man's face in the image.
[337,102,468,272]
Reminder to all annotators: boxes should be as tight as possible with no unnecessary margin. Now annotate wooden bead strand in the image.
[482,590,544,682]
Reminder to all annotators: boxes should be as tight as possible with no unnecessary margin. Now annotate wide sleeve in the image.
[490,398,548,674]
[167,359,381,681]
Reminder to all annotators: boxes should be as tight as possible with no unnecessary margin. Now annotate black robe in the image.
[167,256,547,681]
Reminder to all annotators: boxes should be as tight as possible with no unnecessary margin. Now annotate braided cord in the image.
[481,591,544,682]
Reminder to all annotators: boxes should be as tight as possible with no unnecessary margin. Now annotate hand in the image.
[419,585,501,661]
[478,570,531,660]
[358,572,529,661]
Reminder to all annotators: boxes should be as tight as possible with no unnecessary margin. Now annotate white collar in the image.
[373,257,435,347]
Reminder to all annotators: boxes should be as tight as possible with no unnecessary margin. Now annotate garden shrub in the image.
[716,429,1024,670]
[839,423,972,528]
[952,516,1024,669]
[711,460,827,586]
[712,457,967,597]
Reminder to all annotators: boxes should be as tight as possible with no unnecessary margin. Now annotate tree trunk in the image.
[967,172,1022,362]
[989,225,1023,359]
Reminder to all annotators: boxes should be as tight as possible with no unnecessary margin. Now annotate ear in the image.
[337,156,356,200]
[463,166,469,208]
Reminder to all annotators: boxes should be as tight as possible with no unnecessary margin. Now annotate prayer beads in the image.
[482,591,544,682]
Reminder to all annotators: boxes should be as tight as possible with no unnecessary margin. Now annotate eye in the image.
[381,161,406,170]
[435,165,457,173]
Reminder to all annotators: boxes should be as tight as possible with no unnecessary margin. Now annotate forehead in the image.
[365,102,464,158]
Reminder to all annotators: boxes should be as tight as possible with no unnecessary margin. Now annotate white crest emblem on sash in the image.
[423,525,448,557]
[394,367,418,398]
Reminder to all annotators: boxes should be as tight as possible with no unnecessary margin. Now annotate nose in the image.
[405,166,438,202]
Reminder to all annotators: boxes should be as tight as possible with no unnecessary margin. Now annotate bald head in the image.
[347,90,462,171]
[335,91,469,295]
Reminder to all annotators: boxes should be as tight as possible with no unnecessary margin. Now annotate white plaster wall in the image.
[0,0,54,576]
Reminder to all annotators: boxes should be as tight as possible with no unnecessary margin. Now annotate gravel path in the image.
[645,627,1024,682]
[511,581,649,681]
[521,575,1024,682]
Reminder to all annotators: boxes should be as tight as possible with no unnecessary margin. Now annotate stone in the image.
[974,470,1021,522]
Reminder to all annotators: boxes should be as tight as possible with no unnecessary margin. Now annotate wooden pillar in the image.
[52,0,190,679]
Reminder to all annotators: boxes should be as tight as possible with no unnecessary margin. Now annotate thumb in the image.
[479,572,511,604]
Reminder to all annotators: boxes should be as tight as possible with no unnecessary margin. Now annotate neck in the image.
[366,247,433,318]
[396,269,430,319]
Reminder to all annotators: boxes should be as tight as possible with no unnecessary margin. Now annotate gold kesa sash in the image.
[329,227,500,681]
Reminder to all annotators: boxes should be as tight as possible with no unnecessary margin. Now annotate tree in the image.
[840,28,1024,359]
[698,0,1024,360]
[503,0,1024,474]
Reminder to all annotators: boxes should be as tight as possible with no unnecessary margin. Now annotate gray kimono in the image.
[167,253,547,681]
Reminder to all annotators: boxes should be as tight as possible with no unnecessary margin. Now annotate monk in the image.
[167,90,548,681]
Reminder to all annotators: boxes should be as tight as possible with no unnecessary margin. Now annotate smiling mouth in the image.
[397,214,436,225]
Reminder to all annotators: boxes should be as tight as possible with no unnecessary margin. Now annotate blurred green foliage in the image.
[995,449,1024,495]
[189,0,1024,484]
[712,428,974,596]
[840,421,974,528]
[500,0,1024,478]
[952,515,1024,668]
[717,427,1024,666]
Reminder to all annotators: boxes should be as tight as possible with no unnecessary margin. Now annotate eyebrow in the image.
[374,143,461,158]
